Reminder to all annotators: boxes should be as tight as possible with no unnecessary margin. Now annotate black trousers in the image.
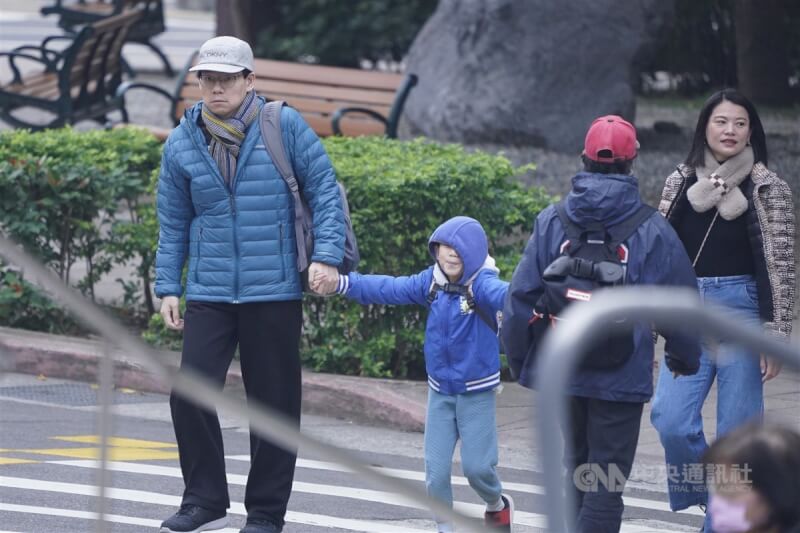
[171,300,302,528]
[562,396,644,533]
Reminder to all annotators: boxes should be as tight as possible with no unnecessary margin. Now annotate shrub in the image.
[0,127,162,333]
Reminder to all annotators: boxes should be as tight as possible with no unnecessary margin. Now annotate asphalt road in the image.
[0,372,709,533]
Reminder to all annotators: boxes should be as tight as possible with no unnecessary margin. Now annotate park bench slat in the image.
[251,58,406,91]
[120,51,418,138]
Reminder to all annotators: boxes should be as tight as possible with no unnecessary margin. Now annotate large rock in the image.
[402,0,674,151]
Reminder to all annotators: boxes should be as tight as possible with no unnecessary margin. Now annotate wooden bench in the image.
[0,9,142,130]
[117,54,418,139]
[40,0,173,76]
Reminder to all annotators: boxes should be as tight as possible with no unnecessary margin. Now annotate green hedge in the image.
[0,129,551,379]
[0,127,162,333]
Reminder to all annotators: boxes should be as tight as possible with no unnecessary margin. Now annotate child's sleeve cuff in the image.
[336,274,350,295]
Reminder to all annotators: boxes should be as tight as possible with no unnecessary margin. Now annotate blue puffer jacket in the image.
[154,98,345,302]
[341,217,508,395]
[502,173,701,402]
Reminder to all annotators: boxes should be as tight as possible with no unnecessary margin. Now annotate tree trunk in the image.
[216,0,281,48]
[734,0,791,106]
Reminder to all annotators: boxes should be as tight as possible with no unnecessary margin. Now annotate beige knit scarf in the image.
[686,146,754,220]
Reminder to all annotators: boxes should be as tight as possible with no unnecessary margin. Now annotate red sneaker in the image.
[484,494,514,531]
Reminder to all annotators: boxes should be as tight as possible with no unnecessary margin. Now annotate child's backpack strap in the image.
[427,278,498,333]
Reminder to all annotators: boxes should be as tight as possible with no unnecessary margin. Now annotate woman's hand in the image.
[760,354,782,382]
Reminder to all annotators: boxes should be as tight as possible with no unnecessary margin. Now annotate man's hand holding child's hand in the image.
[308,262,338,295]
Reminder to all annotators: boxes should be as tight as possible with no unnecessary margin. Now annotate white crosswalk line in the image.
[49,459,548,529]
[286,456,703,517]
[0,502,243,531]
[0,475,432,533]
[46,459,693,532]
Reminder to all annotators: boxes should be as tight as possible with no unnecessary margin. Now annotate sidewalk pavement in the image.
[2,324,798,483]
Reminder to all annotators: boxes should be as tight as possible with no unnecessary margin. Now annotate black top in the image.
[673,180,755,277]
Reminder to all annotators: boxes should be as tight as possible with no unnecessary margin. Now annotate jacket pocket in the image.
[279,223,287,282]
[194,227,203,284]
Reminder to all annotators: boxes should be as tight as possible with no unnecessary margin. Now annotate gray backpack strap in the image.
[259,100,310,272]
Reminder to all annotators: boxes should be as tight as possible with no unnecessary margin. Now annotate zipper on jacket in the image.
[444,294,453,391]
[231,194,240,303]
[187,125,241,303]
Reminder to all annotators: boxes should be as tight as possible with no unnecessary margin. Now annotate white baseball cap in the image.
[189,36,254,74]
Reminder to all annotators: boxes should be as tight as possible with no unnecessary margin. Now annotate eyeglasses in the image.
[198,73,243,90]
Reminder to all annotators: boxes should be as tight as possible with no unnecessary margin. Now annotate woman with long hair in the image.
[650,88,795,531]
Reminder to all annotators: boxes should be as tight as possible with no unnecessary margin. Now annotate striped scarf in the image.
[201,89,260,184]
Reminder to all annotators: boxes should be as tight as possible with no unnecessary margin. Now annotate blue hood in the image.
[565,172,643,227]
[428,216,488,284]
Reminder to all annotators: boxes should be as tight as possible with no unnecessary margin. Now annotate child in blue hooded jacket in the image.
[326,216,513,532]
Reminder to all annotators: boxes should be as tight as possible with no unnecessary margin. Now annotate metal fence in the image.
[3,232,800,532]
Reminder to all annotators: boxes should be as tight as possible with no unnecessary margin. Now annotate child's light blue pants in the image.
[424,388,503,518]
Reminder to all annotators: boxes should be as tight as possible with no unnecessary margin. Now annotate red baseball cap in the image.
[583,115,639,163]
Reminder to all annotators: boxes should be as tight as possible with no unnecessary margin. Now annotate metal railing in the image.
[534,287,800,533]
[0,233,486,532]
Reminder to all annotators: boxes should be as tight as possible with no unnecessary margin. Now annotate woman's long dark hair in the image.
[685,88,768,168]
[704,423,800,531]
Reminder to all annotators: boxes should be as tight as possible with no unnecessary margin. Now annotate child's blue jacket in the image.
[342,216,508,395]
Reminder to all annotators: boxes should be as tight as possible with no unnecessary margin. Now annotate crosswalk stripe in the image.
[48,459,696,532]
[285,456,704,518]
[0,475,431,533]
[49,459,549,529]
[0,502,241,532]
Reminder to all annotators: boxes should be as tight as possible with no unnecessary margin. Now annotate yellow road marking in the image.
[1,435,179,464]
[21,447,178,461]
[0,457,38,465]
[52,436,176,449]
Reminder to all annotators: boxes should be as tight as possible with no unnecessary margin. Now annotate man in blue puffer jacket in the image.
[502,116,702,533]
[154,37,344,533]
[329,216,514,532]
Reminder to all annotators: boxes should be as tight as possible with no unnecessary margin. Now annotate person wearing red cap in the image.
[650,88,795,532]
[503,115,702,533]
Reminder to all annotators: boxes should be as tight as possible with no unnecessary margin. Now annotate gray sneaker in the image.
[160,504,229,533]
[239,517,281,533]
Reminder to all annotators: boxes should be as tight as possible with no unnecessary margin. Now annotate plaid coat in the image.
[659,162,795,338]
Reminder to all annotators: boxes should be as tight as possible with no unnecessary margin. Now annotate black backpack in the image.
[531,201,655,370]
[259,101,360,289]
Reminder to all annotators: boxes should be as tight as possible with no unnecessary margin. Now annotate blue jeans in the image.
[651,276,763,526]
[424,389,503,524]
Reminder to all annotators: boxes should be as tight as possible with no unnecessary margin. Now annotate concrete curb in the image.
[0,326,426,432]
